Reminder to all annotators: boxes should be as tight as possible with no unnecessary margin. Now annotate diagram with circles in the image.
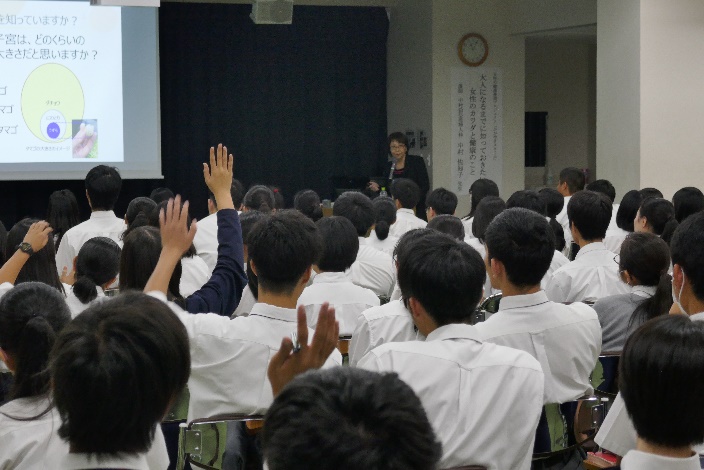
[21,64,85,143]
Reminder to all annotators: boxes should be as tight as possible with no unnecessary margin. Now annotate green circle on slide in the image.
[22,64,85,143]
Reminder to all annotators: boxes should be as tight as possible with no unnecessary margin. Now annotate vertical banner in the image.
[451,67,503,195]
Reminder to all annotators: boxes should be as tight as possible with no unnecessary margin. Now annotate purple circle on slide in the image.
[46,122,60,139]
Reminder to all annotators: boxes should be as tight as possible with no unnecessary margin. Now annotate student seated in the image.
[555,167,586,253]
[231,210,267,318]
[587,179,618,231]
[65,237,121,317]
[425,187,458,221]
[596,211,704,458]
[545,190,630,303]
[673,186,704,223]
[297,217,379,335]
[475,208,601,404]
[242,185,276,213]
[593,233,672,351]
[388,178,427,238]
[46,189,80,250]
[50,292,188,469]
[426,214,465,240]
[603,189,642,254]
[618,315,704,469]
[55,165,126,274]
[262,368,441,470]
[293,189,323,222]
[150,186,175,204]
[634,197,679,245]
[366,197,398,255]
[333,192,395,297]
[358,229,544,469]
[461,178,499,240]
[466,196,505,298]
[145,196,342,419]
[348,230,426,366]
[539,187,568,255]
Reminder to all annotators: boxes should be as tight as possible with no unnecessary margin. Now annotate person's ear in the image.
[0,348,16,373]
[570,221,580,243]
[395,199,402,210]
[408,297,423,320]
[85,190,92,209]
[250,260,258,277]
[673,264,684,294]
[207,199,215,214]
[300,266,312,285]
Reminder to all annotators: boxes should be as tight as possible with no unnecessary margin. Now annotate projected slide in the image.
[0,1,123,163]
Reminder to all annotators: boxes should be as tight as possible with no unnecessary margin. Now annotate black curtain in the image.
[159,4,389,219]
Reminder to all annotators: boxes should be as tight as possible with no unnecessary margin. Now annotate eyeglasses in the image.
[390,144,406,150]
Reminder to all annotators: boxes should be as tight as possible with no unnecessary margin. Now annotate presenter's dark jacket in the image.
[386,154,430,221]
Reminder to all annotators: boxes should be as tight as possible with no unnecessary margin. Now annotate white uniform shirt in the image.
[65,286,107,318]
[58,453,150,470]
[348,299,421,366]
[349,238,396,297]
[180,256,210,297]
[556,195,573,254]
[474,291,601,404]
[595,312,704,457]
[542,250,570,289]
[388,208,427,239]
[55,211,126,274]
[358,324,544,470]
[0,396,169,470]
[603,227,629,255]
[462,216,474,240]
[607,203,620,232]
[154,295,342,420]
[365,231,399,256]
[297,271,379,335]
[620,450,701,470]
[231,284,256,318]
[192,212,218,273]
[545,242,630,303]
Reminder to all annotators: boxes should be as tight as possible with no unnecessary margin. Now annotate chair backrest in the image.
[590,353,621,400]
[177,414,265,470]
[471,293,502,325]
[338,335,352,365]
[378,294,391,305]
[163,386,190,423]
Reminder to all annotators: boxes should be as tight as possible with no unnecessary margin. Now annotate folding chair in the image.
[471,293,502,325]
[590,353,621,401]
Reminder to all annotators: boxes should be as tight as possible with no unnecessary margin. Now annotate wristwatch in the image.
[17,242,34,255]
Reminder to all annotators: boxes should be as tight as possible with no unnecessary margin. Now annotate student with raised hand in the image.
[358,229,544,470]
[64,237,121,317]
[634,197,679,245]
[604,189,643,254]
[388,178,427,238]
[673,186,704,223]
[425,187,458,221]
[545,190,630,303]
[145,202,341,420]
[592,233,672,351]
[461,178,500,239]
[618,315,704,469]
[55,165,126,275]
[297,217,379,335]
[474,208,601,404]
[596,211,704,459]
[122,144,247,316]
[333,192,395,297]
[6,219,65,294]
[348,229,426,367]
[555,167,586,254]
[366,196,398,255]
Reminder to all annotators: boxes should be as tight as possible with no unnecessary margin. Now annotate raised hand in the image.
[23,220,53,252]
[159,195,197,256]
[203,144,235,210]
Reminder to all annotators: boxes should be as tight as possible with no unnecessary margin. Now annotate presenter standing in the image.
[367,132,430,220]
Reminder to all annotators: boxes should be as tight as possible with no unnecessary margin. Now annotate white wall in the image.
[525,38,596,186]
[431,0,525,216]
[510,0,596,34]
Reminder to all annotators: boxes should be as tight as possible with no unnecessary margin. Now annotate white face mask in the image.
[672,272,687,315]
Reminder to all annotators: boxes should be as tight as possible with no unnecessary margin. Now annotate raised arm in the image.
[0,221,52,285]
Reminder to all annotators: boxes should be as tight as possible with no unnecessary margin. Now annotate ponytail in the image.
[628,272,673,329]
[72,276,99,304]
[375,220,390,241]
[243,185,276,214]
[372,197,397,242]
[73,237,120,305]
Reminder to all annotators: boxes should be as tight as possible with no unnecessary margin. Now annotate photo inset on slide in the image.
[72,120,98,159]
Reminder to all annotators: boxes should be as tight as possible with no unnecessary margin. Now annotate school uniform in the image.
[620,451,701,470]
[388,208,427,239]
[65,285,107,318]
[592,285,656,352]
[358,324,544,470]
[603,227,629,255]
[461,216,474,240]
[541,250,570,289]
[297,271,379,336]
[349,238,396,297]
[58,453,149,470]
[231,284,256,318]
[192,212,219,273]
[55,211,126,274]
[474,291,601,404]
[180,255,210,297]
[348,299,422,366]
[150,293,342,420]
[365,231,399,256]
[545,242,630,303]
[555,195,573,255]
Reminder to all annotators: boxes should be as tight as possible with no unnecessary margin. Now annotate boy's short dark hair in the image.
[208,179,245,209]
[85,165,122,211]
[567,190,612,241]
[670,212,704,301]
[316,216,359,272]
[586,179,616,203]
[333,192,374,237]
[391,178,421,210]
[51,292,190,455]
[506,190,547,216]
[397,229,485,325]
[240,211,267,246]
[620,315,704,448]
[427,215,465,241]
[425,188,458,215]
[639,187,663,199]
[149,187,174,205]
[538,188,564,219]
[558,167,585,194]
[248,210,322,295]
[485,208,555,287]
[263,368,441,470]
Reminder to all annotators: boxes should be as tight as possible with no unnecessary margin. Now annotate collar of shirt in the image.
[631,285,657,298]
[396,208,416,217]
[689,312,704,322]
[426,323,482,343]
[621,450,701,470]
[88,210,119,220]
[498,290,550,312]
[574,241,610,260]
[249,302,297,323]
[313,271,351,284]
[58,452,149,470]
